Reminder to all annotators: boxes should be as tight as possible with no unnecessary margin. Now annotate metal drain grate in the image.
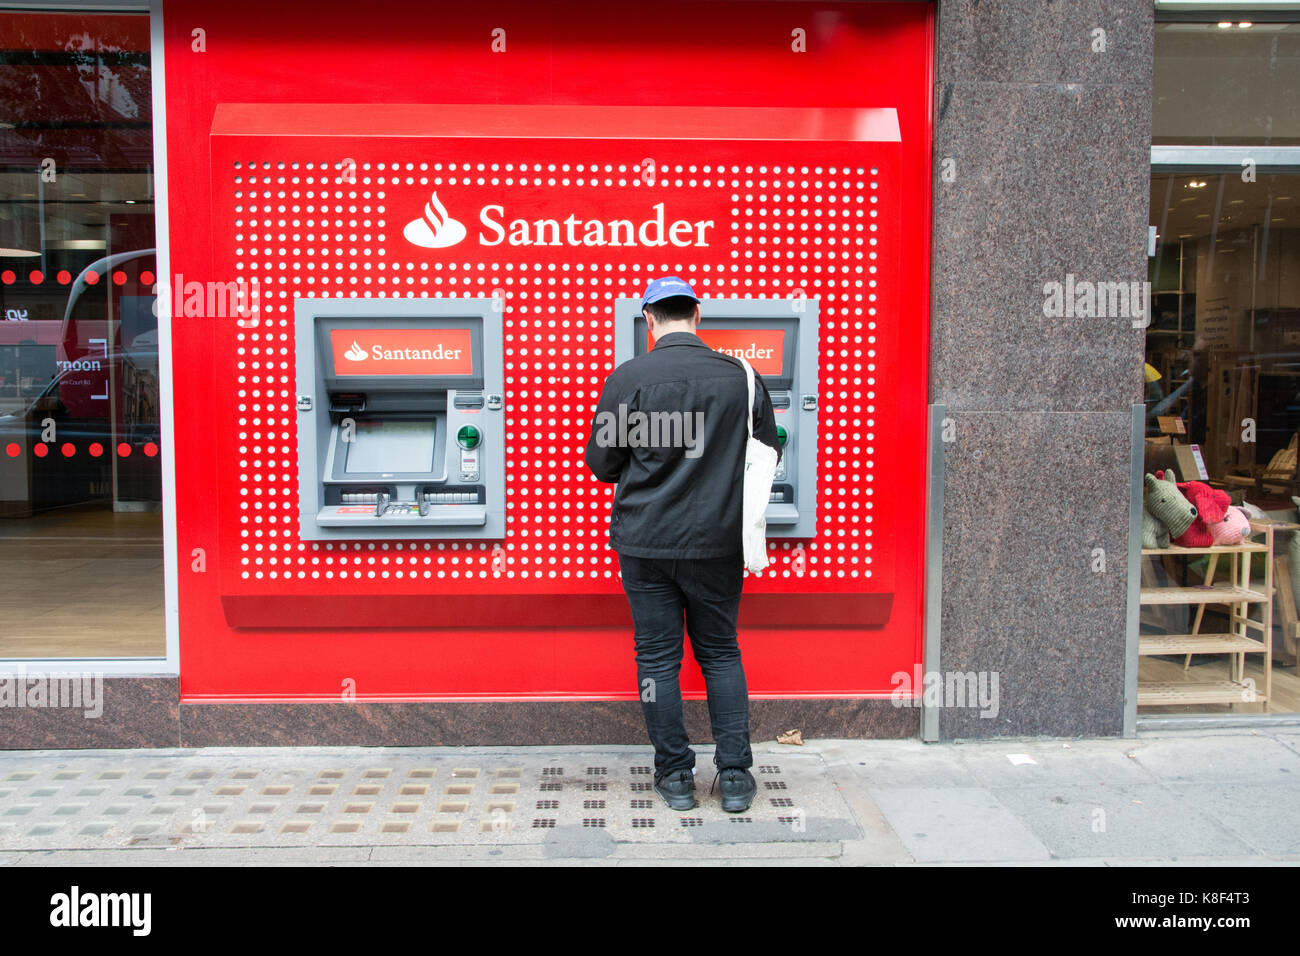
[535,800,559,809]
[540,782,562,792]
[583,800,605,809]
[531,819,557,828]
[541,768,564,775]
[770,797,794,807]
[630,782,651,792]
[582,818,606,828]
[729,817,753,824]
[631,818,655,828]
[584,782,607,792]
[758,766,781,774]
[630,799,653,809]
[763,781,787,790]
[585,767,607,775]
[629,766,651,775]
[680,817,703,827]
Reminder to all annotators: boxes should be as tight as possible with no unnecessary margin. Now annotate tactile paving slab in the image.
[0,748,860,851]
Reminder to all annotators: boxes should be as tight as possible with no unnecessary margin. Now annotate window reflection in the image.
[0,10,161,659]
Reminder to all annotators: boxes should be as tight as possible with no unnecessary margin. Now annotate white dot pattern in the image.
[217,149,892,590]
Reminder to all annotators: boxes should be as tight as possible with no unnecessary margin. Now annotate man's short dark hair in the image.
[644,295,698,324]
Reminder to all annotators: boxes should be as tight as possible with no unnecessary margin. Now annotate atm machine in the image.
[613,297,820,538]
[295,297,505,539]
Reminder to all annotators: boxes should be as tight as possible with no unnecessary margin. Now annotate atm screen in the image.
[344,420,436,475]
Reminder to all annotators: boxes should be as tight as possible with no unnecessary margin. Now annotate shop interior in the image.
[0,11,162,660]
[1141,170,1300,715]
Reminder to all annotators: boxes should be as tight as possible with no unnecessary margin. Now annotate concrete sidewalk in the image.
[0,726,1298,865]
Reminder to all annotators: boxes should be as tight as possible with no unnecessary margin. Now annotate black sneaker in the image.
[713,768,757,813]
[653,770,696,811]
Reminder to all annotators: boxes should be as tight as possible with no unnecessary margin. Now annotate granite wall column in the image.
[930,0,1153,738]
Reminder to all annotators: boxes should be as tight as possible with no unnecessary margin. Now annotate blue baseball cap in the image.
[641,276,699,307]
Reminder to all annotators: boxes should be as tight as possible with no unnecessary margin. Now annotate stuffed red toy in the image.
[1165,471,1229,547]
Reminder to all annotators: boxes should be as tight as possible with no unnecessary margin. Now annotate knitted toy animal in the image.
[1143,471,1197,548]
[1171,475,1228,548]
[1209,504,1252,546]
[1142,508,1166,550]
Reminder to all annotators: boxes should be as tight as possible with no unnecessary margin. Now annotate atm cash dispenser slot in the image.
[295,297,505,540]
[613,296,820,538]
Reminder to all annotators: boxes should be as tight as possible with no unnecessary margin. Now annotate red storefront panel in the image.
[163,0,933,702]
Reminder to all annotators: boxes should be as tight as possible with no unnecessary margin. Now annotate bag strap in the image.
[738,356,755,439]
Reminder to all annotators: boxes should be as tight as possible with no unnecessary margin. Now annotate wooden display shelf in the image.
[1139,633,1267,655]
[1141,542,1268,556]
[1139,530,1273,712]
[1137,680,1266,707]
[1140,586,1267,606]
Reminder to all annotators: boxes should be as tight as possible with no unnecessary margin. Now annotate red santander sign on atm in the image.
[330,329,474,376]
[650,329,785,376]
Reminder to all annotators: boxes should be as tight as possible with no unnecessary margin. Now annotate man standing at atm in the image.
[585,276,781,813]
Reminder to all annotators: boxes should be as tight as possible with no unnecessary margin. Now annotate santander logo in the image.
[403,191,468,249]
[401,190,716,251]
[330,328,475,376]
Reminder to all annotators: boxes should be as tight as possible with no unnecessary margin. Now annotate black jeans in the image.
[616,551,752,782]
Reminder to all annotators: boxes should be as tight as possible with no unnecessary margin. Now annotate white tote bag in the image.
[737,357,778,573]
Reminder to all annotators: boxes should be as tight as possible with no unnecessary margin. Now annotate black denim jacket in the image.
[584,332,781,559]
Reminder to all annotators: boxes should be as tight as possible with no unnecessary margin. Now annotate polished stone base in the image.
[0,680,918,749]
[0,677,179,749]
[178,698,919,748]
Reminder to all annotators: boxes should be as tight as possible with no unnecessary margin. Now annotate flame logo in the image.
[343,340,367,361]
[403,191,468,249]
